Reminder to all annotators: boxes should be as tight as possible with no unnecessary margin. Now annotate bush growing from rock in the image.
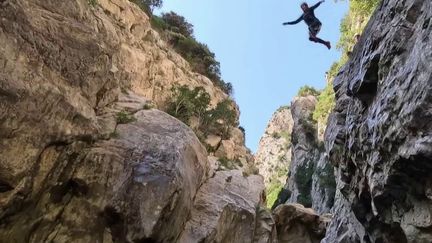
[167,85,237,141]
[161,11,194,37]
[297,85,320,97]
[266,180,283,208]
[141,10,234,95]
[116,111,137,124]
[129,0,162,14]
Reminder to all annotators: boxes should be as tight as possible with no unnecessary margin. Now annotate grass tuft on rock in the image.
[116,111,137,124]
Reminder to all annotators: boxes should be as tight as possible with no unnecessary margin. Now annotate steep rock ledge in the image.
[324,0,432,242]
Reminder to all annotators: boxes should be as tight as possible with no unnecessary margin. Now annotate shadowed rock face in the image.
[324,0,432,242]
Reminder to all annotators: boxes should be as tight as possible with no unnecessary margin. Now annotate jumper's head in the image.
[301,2,309,12]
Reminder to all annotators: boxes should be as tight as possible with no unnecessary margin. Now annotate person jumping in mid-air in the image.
[283,1,331,49]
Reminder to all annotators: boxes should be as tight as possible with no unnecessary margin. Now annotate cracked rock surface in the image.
[324,0,432,242]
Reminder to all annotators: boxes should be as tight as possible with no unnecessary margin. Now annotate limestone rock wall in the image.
[0,0,263,242]
[255,107,293,186]
[324,0,432,241]
[271,96,335,214]
[284,96,320,207]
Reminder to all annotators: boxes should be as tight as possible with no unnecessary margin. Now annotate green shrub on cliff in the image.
[297,85,320,97]
[116,111,137,124]
[166,85,210,126]
[88,0,98,7]
[351,0,380,15]
[144,11,233,96]
[161,11,194,37]
[277,105,290,112]
[129,0,162,14]
[218,157,235,170]
[150,15,169,31]
[337,0,380,53]
[272,132,281,139]
[167,85,237,139]
[204,99,237,139]
[266,180,283,208]
[171,36,233,95]
[313,82,335,122]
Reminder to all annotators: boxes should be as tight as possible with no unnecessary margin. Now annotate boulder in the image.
[0,110,210,242]
[215,140,237,160]
[205,134,222,150]
[273,204,331,243]
[178,170,268,243]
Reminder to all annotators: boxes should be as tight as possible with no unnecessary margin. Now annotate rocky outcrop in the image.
[254,207,278,243]
[0,0,249,166]
[1,107,210,242]
[272,96,335,214]
[0,0,264,242]
[324,0,432,242]
[179,170,270,243]
[255,106,293,186]
[0,0,226,187]
[284,96,319,208]
[215,133,254,164]
[273,204,331,243]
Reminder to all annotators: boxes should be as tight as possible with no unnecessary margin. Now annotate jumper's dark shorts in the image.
[309,24,321,36]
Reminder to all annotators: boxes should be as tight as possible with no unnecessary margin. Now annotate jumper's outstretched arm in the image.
[283,15,303,25]
[310,0,325,11]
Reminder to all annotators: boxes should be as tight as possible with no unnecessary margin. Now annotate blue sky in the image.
[157,0,349,152]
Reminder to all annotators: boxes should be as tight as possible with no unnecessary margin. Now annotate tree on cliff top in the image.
[167,85,237,140]
[130,0,162,14]
[162,12,194,38]
[297,85,320,97]
[149,12,233,96]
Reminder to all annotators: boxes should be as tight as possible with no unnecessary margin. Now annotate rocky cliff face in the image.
[324,0,432,242]
[270,96,335,214]
[283,96,320,207]
[2,0,430,242]
[0,0,263,242]
[255,107,293,186]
